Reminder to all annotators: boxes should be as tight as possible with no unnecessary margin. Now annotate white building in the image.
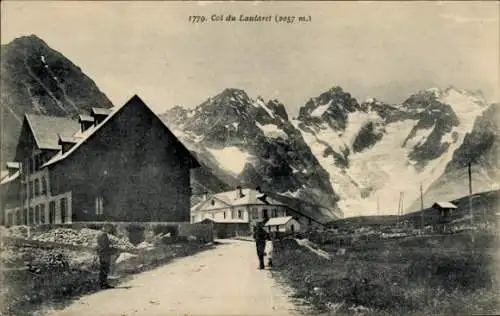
[191,187,335,237]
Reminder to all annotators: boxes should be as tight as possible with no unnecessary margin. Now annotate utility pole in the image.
[468,162,474,249]
[397,192,404,227]
[420,183,424,230]
[468,162,473,227]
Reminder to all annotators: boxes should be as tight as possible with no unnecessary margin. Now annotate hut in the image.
[432,201,457,233]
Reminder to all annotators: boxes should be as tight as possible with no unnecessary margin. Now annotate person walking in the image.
[253,222,269,270]
[96,225,115,289]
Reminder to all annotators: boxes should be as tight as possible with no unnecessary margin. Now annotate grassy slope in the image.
[273,233,499,315]
[273,190,500,315]
[328,189,500,231]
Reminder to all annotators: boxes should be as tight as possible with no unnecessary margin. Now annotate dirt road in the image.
[43,240,301,316]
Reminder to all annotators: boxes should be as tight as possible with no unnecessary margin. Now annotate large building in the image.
[191,187,334,237]
[1,95,200,226]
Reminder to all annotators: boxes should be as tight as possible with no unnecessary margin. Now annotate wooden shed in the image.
[432,201,457,232]
[264,216,300,234]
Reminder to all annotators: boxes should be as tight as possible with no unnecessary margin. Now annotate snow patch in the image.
[441,129,456,144]
[256,122,287,139]
[207,146,251,175]
[253,98,275,119]
[438,88,486,133]
[404,124,435,149]
[310,102,331,117]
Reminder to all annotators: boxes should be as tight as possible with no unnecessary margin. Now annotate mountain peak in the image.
[5,34,49,49]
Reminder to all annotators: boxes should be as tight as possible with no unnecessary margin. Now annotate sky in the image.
[1,1,499,116]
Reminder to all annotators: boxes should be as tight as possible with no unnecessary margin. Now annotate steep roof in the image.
[25,114,80,150]
[91,107,112,115]
[200,218,247,224]
[6,162,20,169]
[264,216,294,226]
[263,192,337,225]
[433,201,458,209]
[0,171,20,185]
[78,114,94,122]
[42,95,200,169]
[191,188,286,212]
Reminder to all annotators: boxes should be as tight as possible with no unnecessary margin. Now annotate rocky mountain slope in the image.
[1,35,113,164]
[408,102,500,211]
[162,85,494,218]
[293,86,490,217]
[160,89,342,218]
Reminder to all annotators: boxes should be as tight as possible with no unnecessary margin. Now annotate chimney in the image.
[78,115,95,132]
[236,186,244,199]
[58,136,78,154]
[91,107,112,126]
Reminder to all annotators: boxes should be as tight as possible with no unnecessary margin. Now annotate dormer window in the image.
[58,135,78,154]
[78,115,94,132]
[6,162,20,176]
[91,107,112,126]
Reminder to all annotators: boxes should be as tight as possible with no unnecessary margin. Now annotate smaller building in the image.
[432,201,457,233]
[264,216,300,234]
[191,187,334,238]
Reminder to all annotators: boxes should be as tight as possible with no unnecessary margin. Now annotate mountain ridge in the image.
[1,34,114,164]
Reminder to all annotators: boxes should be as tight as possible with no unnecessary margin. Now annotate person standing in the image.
[253,222,269,270]
[96,225,114,289]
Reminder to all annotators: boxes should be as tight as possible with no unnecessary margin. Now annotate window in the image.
[40,204,46,224]
[16,210,22,226]
[238,210,243,219]
[60,198,67,223]
[41,176,47,195]
[28,157,34,174]
[95,196,104,215]
[35,205,40,224]
[223,212,226,219]
[263,209,268,219]
[34,179,40,196]
[251,208,259,219]
[49,201,56,224]
[29,208,34,225]
[211,200,215,206]
[272,209,277,217]
[29,181,34,198]
[231,210,236,219]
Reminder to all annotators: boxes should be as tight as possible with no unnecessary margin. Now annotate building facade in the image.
[1,95,199,226]
[191,187,330,236]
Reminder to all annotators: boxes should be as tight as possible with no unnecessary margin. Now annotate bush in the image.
[125,224,145,245]
[152,224,179,237]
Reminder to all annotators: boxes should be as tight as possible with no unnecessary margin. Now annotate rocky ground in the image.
[0,226,213,316]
